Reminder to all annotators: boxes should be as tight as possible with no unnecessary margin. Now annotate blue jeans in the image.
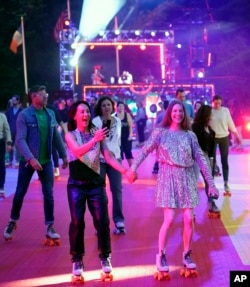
[100,161,124,224]
[10,160,55,224]
[0,139,6,189]
[67,179,111,261]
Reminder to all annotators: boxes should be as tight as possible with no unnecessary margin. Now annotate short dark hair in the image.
[212,95,222,102]
[30,85,46,94]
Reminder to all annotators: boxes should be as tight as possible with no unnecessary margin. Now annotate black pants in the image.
[67,178,111,262]
[214,136,229,182]
[0,139,6,189]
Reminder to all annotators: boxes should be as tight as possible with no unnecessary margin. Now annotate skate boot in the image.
[71,260,84,283]
[0,189,5,199]
[208,201,221,218]
[3,220,17,241]
[154,251,170,280]
[223,183,231,196]
[100,257,113,281]
[113,222,126,235]
[180,250,198,278]
[43,224,60,246]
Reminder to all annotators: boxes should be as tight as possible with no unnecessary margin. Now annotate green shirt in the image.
[35,109,50,164]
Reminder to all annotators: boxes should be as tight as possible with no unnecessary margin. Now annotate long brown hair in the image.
[161,99,191,130]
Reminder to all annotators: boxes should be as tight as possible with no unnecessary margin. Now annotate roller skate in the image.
[71,260,84,284]
[180,250,198,278]
[208,201,221,219]
[3,220,17,241]
[113,222,126,235]
[100,257,113,281]
[154,251,170,281]
[0,189,5,199]
[43,224,60,246]
[223,183,231,196]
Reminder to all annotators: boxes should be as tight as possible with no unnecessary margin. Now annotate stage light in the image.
[246,122,250,131]
[140,44,146,50]
[63,19,70,29]
[165,31,170,37]
[135,30,140,36]
[90,45,95,50]
[197,71,205,78]
[176,43,182,49]
[117,45,122,50]
[151,31,156,37]
[115,29,120,35]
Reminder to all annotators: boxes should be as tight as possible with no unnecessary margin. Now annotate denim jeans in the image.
[0,139,6,189]
[100,161,124,224]
[67,179,111,261]
[10,160,55,224]
[214,136,229,182]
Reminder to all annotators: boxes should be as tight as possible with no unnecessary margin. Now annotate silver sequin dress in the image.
[131,128,214,208]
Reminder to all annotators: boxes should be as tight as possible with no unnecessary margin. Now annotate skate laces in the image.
[74,261,83,271]
[160,251,168,267]
[184,250,194,264]
[47,224,56,234]
[101,257,111,267]
[6,221,16,234]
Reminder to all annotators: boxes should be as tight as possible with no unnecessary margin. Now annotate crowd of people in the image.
[0,86,242,279]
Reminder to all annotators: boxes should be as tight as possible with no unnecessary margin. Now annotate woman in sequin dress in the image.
[128,99,219,273]
[65,101,130,279]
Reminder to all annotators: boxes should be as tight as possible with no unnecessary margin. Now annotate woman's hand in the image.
[208,185,219,200]
[93,127,109,142]
[125,170,138,183]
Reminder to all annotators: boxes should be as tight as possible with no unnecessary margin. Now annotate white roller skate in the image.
[3,220,17,241]
[223,183,231,196]
[100,257,113,281]
[113,222,126,235]
[71,260,84,283]
[43,224,60,246]
[154,251,170,280]
[180,250,198,278]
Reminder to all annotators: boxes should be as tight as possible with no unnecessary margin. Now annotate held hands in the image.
[125,170,138,183]
[208,185,220,200]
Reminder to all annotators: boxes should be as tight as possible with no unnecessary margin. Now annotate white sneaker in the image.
[54,167,60,177]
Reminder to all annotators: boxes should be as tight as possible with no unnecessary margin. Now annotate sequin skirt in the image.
[155,163,199,208]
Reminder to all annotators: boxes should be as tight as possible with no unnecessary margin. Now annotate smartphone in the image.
[102,119,111,136]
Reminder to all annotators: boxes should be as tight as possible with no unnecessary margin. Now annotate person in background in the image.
[193,100,203,116]
[127,99,219,274]
[0,112,12,197]
[135,101,147,147]
[3,85,68,241]
[65,100,131,278]
[192,105,219,213]
[115,101,134,167]
[5,95,23,168]
[91,65,105,85]
[92,96,126,234]
[176,88,194,121]
[118,71,133,85]
[210,95,241,194]
[152,100,169,174]
[89,95,98,119]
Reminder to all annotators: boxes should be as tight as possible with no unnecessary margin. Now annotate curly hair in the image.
[94,96,115,116]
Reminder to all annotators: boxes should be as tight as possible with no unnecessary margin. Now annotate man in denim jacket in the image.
[3,85,68,241]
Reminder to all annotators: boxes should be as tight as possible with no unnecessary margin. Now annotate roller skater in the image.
[223,183,231,196]
[71,260,84,284]
[208,201,221,219]
[43,224,60,246]
[180,250,198,278]
[3,220,17,241]
[154,251,170,281]
[113,222,126,235]
[100,257,113,281]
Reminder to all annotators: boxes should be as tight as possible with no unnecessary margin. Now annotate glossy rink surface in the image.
[0,147,250,287]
